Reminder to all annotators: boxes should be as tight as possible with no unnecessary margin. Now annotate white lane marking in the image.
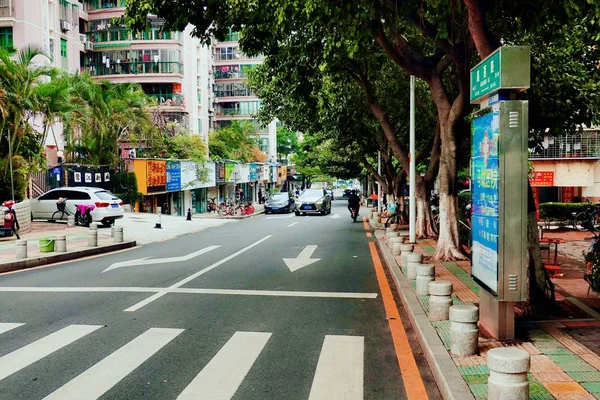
[287,222,298,227]
[103,245,221,272]
[177,331,271,399]
[308,335,364,400]
[0,286,377,299]
[329,213,342,219]
[266,215,294,219]
[44,328,183,400]
[123,235,273,312]
[283,245,320,272]
[173,288,378,299]
[0,325,103,382]
[0,323,24,335]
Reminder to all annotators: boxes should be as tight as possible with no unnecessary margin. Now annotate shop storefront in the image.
[166,160,182,216]
[181,161,216,214]
[129,159,167,213]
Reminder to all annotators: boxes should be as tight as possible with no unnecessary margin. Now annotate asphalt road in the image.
[0,200,440,399]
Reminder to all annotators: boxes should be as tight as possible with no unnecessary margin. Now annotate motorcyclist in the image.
[347,189,361,217]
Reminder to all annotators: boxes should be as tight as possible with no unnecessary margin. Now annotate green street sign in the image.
[470,46,531,104]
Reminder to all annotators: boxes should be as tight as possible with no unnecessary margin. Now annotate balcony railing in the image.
[216,109,254,116]
[215,32,240,43]
[0,0,13,18]
[214,89,254,98]
[84,61,183,76]
[84,0,127,11]
[87,29,182,44]
[529,132,600,159]
[146,93,185,107]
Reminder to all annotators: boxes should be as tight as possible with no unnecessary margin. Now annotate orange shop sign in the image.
[147,160,166,193]
[530,171,554,187]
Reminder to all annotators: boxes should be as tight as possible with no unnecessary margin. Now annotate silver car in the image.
[295,188,332,215]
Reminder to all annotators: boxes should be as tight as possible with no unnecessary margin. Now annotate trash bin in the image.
[39,237,55,252]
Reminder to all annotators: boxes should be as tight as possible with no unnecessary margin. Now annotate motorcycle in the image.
[207,197,218,213]
[350,206,359,223]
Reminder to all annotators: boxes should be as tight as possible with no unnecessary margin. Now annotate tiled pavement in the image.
[381,234,600,399]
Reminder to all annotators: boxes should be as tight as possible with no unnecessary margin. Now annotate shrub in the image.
[111,172,143,206]
[538,202,596,221]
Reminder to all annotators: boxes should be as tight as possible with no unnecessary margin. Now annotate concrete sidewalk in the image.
[377,229,600,400]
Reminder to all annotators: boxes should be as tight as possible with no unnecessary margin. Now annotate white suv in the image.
[31,187,124,226]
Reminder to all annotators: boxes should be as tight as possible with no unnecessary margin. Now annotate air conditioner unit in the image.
[60,20,72,32]
[85,42,94,51]
[79,34,86,43]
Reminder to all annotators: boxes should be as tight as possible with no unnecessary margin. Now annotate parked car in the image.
[264,192,295,214]
[295,188,332,216]
[31,187,124,226]
[342,189,352,198]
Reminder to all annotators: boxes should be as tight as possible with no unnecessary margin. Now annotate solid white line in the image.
[287,222,298,227]
[0,286,377,299]
[44,328,183,400]
[0,323,24,335]
[123,235,273,312]
[308,335,364,400]
[172,288,378,299]
[0,325,103,382]
[177,331,271,399]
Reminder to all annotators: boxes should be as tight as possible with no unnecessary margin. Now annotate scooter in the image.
[207,197,218,213]
[350,206,359,223]
[0,200,19,239]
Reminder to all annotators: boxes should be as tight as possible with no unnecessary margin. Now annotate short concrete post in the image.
[388,236,403,246]
[406,253,423,280]
[55,235,67,252]
[387,231,399,239]
[399,244,414,268]
[450,304,479,356]
[89,223,98,231]
[392,242,402,256]
[87,229,98,247]
[113,226,123,243]
[389,223,398,231]
[487,348,530,400]
[15,240,27,259]
[416,264,435,296]
[386,227,395,233]
[398,234,409,243]
[429,281,453,321]
[67,215,75,227]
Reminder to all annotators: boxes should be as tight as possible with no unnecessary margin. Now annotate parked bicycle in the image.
[384,201,407,227]
[573,200,600,231]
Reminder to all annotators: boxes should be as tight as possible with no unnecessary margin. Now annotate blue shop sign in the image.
[166,161,181,191]
[249,164,259,180]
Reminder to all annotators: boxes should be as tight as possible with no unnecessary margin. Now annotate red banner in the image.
[530,171,554,187]
[562,187,575,203]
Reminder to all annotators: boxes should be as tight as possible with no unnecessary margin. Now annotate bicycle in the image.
[51,198,72,221]
[573,200,600,231]
[384,202,407,227]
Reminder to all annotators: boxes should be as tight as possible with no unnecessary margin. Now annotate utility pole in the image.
[377,151,382,214]
[409,75,416,244]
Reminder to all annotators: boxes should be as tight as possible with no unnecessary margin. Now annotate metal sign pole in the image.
[409,75,416,244]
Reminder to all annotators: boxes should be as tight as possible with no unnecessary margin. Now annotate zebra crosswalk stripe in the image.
[0,324,103,382]
[0,322,24,335]
[177,331,272,399]
[44,327,184,400]
[308,335,364,400]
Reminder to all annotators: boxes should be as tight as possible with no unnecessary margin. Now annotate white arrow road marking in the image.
[330,214,341,219]
[103,245,221,273]
[287,222,298,227]
[283,245,320,272]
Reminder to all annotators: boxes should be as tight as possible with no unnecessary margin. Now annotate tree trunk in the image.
[433,118,467,260]
[415,177,436,238]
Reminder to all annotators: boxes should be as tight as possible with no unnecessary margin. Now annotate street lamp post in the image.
[7,130,14,200]
[409,75,416,244]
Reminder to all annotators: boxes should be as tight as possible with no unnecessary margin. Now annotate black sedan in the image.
[264,192,295,214]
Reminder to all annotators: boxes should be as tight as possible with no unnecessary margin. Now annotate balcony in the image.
[0,0,13,18]
[529,132,600,160]
[84,61,183,76]
[146,93,185,107]
[87,29,182,44]
[84,0,126,11]
[214,32,240,43]
[214,89,254,98]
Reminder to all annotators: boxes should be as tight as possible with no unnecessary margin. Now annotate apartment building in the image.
[0,0,84,72]
[80,0,211,141]
[211,30,277,162]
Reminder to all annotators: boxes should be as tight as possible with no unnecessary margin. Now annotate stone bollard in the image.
[113,226,124,243]
[450,304,479,356]
[386,227,395,233]
[406,253,423,279]
[399,244,414,267]
[392,242,402,256]
[15,240,27,259]
[55,235,67,252]
[487,348,530,400]
[67,215,75,227]
[87,229,98,247]
[388,237,403,248]
[389,223,398,231]
[387,231,399,240]
[398,234,409,243]
[416,264,435,296]
[89,223,98,231]
[429,281,453,321]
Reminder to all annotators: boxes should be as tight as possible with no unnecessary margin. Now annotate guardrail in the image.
[530,132,600,159]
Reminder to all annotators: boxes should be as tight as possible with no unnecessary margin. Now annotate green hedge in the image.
[538,202,598,221]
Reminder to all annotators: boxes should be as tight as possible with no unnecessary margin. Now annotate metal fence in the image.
[529,131,600,159]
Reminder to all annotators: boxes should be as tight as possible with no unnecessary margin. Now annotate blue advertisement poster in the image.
[166,161,181,192]
[471,109,500,294]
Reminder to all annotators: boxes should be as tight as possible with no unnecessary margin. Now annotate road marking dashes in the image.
[0,324,103,382]
[44,328,183,400]
[0,322,24,335]
[177,332,271,399]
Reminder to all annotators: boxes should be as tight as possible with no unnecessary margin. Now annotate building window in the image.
[0,27,13,50]
[60,39,67,58]
[197,119,202,133]
[49,38,55,56]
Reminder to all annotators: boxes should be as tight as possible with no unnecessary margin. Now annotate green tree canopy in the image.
[208,121,263,163]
